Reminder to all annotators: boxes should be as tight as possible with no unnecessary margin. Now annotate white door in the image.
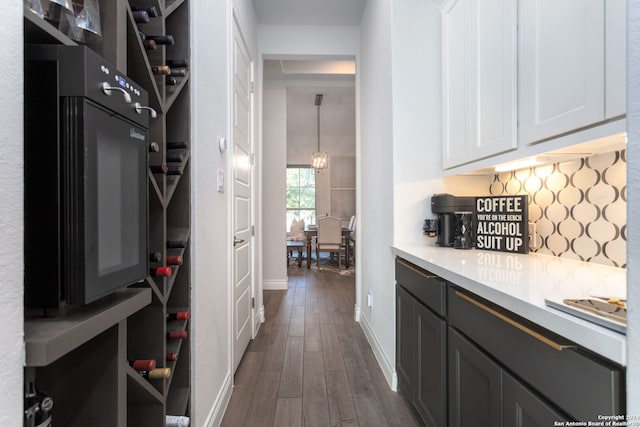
[518,0,605,145]
[232,18,253,372]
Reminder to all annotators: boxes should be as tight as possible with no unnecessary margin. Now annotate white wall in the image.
[0,2,24,424]
[190,0,257,425]
[358,0,396,384]
[262,87,289,289]
[626,0,640,414]
[190,1,232,424]
[359,0,494,388]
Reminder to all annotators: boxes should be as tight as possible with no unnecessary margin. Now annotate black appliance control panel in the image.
[26,45,150,128]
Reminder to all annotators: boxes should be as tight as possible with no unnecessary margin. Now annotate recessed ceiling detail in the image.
[280,60,355,75]
[252,0,366,25]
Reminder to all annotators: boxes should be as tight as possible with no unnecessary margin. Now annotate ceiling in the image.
[263,59,356,82]
[252,0,367,26]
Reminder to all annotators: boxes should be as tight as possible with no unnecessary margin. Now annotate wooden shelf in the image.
[25,288,151,367]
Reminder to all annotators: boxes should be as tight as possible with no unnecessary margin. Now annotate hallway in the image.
[221,267,421,426]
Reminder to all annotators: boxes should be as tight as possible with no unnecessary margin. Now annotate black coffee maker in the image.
[431,194,476,248]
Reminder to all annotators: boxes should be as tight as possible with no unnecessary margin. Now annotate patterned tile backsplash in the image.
[489,150,627,268]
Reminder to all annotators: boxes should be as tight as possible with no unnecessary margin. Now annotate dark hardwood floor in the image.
[221,266,421,427]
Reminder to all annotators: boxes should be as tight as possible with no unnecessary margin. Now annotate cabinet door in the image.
[442,0,517,169]
[415,302,447,427]
[449,327,502,427]
[396,285,416,400]
[503,372,566,427]
[442,0,472,168]
[605,0,626,119]
[519,0,605,144]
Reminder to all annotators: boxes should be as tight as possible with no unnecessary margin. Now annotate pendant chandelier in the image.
[311,93,329,174]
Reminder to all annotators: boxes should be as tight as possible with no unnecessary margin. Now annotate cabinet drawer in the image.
[448,286,624,421]
[395,258,446,316]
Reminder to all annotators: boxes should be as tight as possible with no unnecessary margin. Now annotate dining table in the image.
[304,225,352,269]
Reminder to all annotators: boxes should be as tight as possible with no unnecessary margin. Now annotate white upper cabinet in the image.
[606,0,626,119]
[518,0,605,145]
[442,0,517,169]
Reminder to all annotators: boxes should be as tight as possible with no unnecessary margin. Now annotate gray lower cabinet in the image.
[396,284,416,399]
[396,257,625,427]
[415,299,447,426]
[449,286,624,421]
[449,326,567,427]
[448,327,502,427]
[396,258,447,427]
[503,371,565,427]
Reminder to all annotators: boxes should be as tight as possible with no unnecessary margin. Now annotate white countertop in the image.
[392,242,627,366]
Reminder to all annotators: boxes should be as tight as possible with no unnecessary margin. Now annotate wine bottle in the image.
[167,239,188,249]
[166,352,178,362]
[149,251,162,262]
[150,164,168,174]
[132,10,150,23]
[150,267,172,277]
[167,330,188,340]
[166,415,190,427]
[166,76,177,86]
[149,142,160,153]
[152,65,171,75]
[141,367,171,379]
[143,39,157,51]
[166,255,183,266]
[131,6,159,18]
[142,33,174,45]
[167,311,189,321]
[167,162,184,176]
[166,141,189,149]
[166,150,186,163]
[169,68,187,77]
[128,358,157,371]
[167,59,189,68]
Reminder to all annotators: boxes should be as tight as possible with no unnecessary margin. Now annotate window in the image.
[286,167,316,228]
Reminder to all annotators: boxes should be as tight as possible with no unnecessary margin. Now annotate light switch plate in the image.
[217,169,224,193]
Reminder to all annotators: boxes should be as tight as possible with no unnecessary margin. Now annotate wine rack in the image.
[23,0,191,425]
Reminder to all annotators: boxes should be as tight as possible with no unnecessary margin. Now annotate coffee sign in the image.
[475,195,529,254]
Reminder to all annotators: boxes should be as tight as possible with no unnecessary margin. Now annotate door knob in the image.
[234,237,245,246]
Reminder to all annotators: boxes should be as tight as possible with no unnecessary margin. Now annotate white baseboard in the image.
[263,279,288,290]
[204,372,233,427]
[358,313,398,391]
[354,303,361,322]
[252,306,264,338]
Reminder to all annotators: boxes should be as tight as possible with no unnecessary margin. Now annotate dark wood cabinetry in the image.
[24,1,191,425]
[395,259,447,427]
[448,286,624,421]
[395,256,625,427]
[449,327,567,427]
[415,301,447,426]
[448,327,501,427]
[502,371,565,427]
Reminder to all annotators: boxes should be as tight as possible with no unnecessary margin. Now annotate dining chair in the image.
[316,216,343,268]
[347,215,356,266]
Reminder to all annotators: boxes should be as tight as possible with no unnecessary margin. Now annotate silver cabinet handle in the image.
[133,102,157,119]
[101,82,132,103]
[234,237,245,246]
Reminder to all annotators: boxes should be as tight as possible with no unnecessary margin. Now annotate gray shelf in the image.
[24,6,77,46]
[25,288,151,367]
